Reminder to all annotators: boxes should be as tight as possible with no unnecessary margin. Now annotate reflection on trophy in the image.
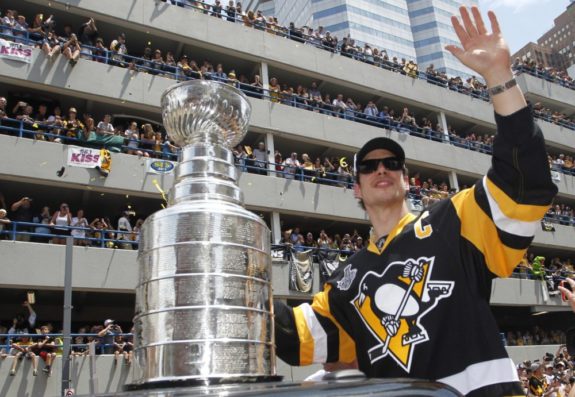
[131,80,277,387]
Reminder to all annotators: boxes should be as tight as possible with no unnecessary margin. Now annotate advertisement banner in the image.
[146,158,176,174]
[67,146,102,169]
[0,39,33,64]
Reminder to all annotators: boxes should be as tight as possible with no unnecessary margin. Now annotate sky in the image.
[477,0,571,54]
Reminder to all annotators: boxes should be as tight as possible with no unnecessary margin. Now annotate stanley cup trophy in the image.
[130,80,279,389]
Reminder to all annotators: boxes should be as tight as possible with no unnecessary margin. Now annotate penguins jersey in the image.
[274,106,558,397]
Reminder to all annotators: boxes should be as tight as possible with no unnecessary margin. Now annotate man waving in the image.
[274,6,557,397]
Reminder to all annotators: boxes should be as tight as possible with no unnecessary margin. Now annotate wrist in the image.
[483,68,514,88]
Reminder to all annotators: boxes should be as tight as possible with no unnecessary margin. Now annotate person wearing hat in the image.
[528,363,547,396]
[109,32,128,67]
[273,6,557,397]
[97,319,123,354]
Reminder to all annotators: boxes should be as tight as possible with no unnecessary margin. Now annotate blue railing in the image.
[1,220,138,249]
[0,117,179,160]
[0,333,133,355]
[512,65,575,91]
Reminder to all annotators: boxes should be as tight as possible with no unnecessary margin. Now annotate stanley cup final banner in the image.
[0,39,33,63]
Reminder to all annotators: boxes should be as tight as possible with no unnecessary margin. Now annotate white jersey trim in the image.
[482,177,538,237]
[300,303,328,363]
[437,357,519,395]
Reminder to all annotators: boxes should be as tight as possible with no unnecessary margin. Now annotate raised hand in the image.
[446,6,510,87]
[446,6,526,115]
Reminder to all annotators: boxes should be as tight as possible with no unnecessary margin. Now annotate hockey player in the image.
[274,6,558,397]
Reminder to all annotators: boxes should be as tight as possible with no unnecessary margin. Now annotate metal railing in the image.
[0,332,133,355]
[1,220,139,249]
[513,65,575,91]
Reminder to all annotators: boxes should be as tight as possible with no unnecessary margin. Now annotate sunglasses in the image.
[357,157,404,174]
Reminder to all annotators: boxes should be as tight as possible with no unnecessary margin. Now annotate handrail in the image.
[5,111,575,175]
[513,65,575,90]
[0,332,133,353]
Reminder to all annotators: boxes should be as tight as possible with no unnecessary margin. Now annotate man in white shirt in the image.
[96,114,115,136]
[117,211,133,249]
[283,152,301,180]
[71,209,89,246]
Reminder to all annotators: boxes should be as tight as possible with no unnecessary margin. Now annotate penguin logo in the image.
[351,256,453,371]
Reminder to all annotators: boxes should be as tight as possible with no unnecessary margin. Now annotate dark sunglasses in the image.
[358,157,404,174]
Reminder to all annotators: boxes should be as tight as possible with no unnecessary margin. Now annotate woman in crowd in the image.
[124,121,143,156]
[140,124,156,157]
[89,217,109,247]
[151,49,165,75]
[41,30,61,59]
[81,117,97,141]
[268,77,281,103]
[62,33,81,66]
[50,203,72,245]
[164,51,177,75]
[33,206,51,243]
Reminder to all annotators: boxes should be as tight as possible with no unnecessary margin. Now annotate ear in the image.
[403,174,409,191]
[353,182,362,199]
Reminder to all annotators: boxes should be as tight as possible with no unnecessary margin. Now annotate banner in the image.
[551,170,561,183]
[318,250,348,285]
[146,159,176,174]
[67,146,102,168]
[0,39,33,64]
[289,248,314,293]
[66,146,111,177]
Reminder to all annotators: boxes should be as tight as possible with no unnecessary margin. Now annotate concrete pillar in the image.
[270,211,282,244]
[449,170,459,192]
[261,61,270,91]
[437,111,449,142]
[265,132,275,173]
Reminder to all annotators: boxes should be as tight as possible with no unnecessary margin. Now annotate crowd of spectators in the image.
[0,301,133,377]
[0,97,179,159]
[0,195,144,249]
[515,346,575,396]
[505,328,566,347]
[1,6,575,177]
[512,57,575,90]
[533,102,575,131]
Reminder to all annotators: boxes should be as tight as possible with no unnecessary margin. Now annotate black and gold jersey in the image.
[528,375,546,396]
[274,106,557,397]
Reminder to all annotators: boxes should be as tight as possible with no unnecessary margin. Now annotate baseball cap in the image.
[354,137,405,176]
[104,319,115,326]
[531,363,541,371]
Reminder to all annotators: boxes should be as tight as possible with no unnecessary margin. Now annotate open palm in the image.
[446,7,511,83]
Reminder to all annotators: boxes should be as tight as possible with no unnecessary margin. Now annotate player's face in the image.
[355,149,407,209]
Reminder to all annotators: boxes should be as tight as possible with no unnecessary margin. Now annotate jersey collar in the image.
[367,212,417,255]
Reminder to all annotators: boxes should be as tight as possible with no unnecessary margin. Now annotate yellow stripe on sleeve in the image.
[451,187,526,277]
[485,177,550,222]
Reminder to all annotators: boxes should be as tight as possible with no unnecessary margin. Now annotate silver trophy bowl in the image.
[131,80,278,388]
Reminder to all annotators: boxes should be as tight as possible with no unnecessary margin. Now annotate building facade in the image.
[513,1,575,70]
[254,0,478,78]
[0,0,574,395]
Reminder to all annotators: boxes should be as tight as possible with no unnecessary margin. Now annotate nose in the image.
[375,160,389,174]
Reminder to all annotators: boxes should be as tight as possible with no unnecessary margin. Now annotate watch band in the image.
[487,77,517,96]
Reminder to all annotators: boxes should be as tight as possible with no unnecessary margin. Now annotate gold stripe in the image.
[293,305,315,365]
[367,212,417,255]
[312,284,357,363]
[451,187,526,277]
[485,177,550,222]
